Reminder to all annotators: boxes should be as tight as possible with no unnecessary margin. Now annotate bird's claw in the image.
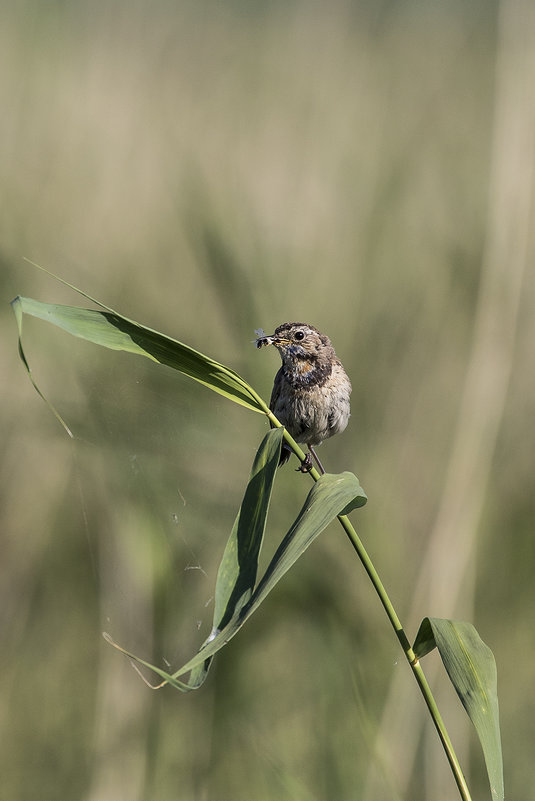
[296,452,313,473]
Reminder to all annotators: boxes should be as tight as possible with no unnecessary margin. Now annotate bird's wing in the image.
[269,367,284,418]
[269,368,292,465]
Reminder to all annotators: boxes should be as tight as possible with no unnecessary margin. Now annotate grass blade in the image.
[106,469,367,691]
[187,426,283,689]
[414,618,504,801]
[11,295,267,414]
[243,471,367,619]
[212,427,284,628]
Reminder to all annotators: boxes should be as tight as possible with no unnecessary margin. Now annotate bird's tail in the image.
[278,442,292,466]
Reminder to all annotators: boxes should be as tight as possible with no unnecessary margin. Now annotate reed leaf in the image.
[105,462,367,691]
[414,618,503,801]
[11,295,267,417]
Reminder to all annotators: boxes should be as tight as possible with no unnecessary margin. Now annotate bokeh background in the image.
[2,1,534,799]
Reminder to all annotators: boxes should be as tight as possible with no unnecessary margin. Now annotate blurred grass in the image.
[2,1,535,799]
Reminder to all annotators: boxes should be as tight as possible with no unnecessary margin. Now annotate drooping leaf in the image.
[105,468,367,691]
[212,427,284,627]
[187,426,283,689]
[414,618,504,801]
[11,295,267,416]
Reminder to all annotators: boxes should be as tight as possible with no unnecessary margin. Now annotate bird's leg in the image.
[309,446,326,474]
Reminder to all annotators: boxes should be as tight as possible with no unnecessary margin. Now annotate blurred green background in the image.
[2,1,534,799]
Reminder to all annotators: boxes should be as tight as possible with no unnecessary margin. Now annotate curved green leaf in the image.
[106,468,367,691]
[11,295,267,415]
[188,426,284,689]
[243,471,367,618]
[212,427,284,627]
[414,618,503,801]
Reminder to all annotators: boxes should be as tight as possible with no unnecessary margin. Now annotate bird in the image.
[255,322,351,473]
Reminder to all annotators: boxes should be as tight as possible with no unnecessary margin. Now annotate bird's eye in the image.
[294,331,305,341]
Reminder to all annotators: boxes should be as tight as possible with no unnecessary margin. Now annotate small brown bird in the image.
[256,322,351,472]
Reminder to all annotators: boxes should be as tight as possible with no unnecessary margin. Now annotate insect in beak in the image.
[254,328,275,348]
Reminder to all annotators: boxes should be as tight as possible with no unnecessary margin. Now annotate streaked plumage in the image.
[256,322,351,471]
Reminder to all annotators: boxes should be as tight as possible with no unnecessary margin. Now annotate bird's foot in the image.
[296,452,313,473]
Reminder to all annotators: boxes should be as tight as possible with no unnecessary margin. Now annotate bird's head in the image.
[255,322,333,365]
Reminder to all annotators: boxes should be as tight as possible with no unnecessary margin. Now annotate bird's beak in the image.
[255,333,292,349]
[271,335,293,346]
[255,328,293,348]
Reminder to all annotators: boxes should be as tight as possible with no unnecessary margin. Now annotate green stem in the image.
[264,408,472,801]
[337,513,472,801]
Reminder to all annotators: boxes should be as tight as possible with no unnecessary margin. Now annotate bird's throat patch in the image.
[295,359,314,375]
[283,357,332,388]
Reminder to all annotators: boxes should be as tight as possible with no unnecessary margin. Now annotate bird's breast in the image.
[272,364,351,446]
[282,358,332,389]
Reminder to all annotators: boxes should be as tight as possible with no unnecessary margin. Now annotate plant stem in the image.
[337,513,472,801]
[264,408,472,800]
